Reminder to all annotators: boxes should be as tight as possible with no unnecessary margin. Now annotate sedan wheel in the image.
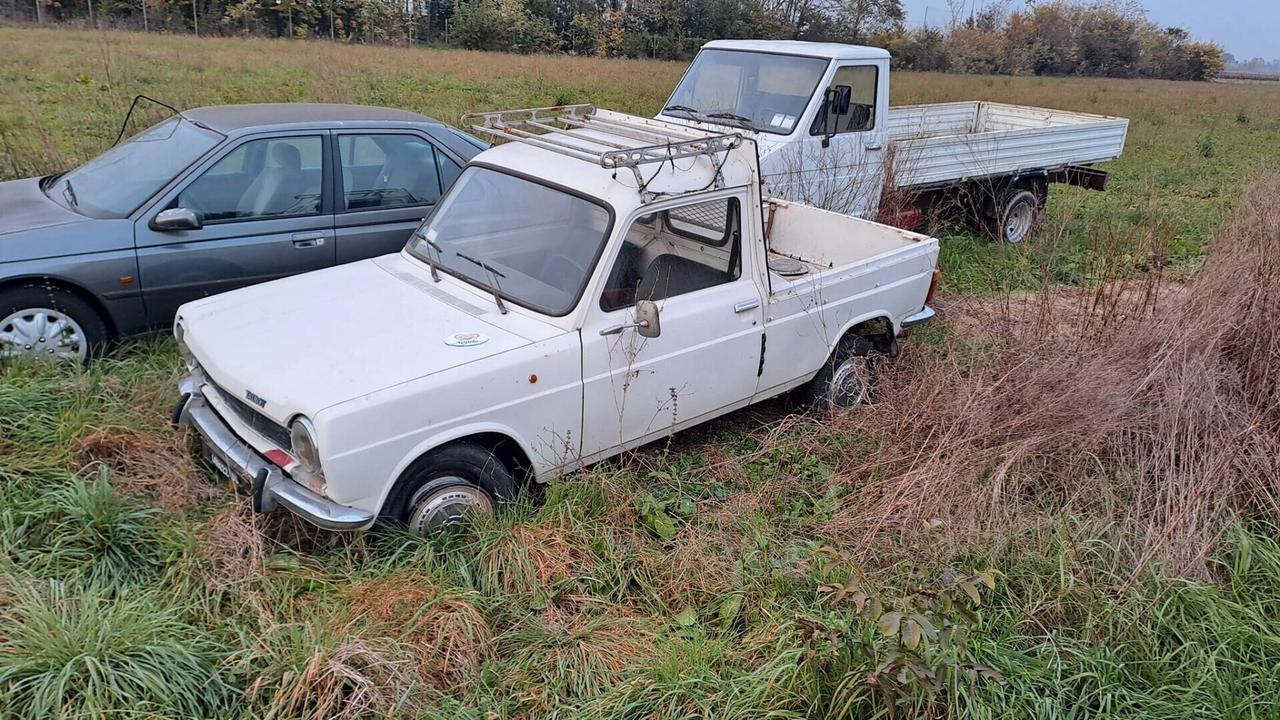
[0,307,89,361]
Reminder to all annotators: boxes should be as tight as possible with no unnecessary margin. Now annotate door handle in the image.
[734,299,761,313]
[291,231,327,248]
[865,143,883,151]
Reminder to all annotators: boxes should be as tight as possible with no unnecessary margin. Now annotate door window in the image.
[600,197,741,312]
[338,134,448,211]
[810,65,878,136]
[177,136,323,222]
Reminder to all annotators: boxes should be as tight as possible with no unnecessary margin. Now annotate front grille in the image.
[208,381,292,450]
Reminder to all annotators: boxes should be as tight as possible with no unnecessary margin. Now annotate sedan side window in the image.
[178,136,323,222]
[338,134,444,211]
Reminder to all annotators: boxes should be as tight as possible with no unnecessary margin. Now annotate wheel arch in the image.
[374,424,539,516]
[832,311,898,359]
[0,274,119,338]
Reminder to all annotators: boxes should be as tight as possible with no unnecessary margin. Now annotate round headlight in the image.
[289,417,323,475]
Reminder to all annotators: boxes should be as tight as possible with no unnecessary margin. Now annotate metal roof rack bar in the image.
[461,104,743,171]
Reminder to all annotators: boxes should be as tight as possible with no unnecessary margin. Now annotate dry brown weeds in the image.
[823,171,1280,577]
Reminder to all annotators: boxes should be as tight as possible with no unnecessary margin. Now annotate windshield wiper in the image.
[456,252,509,315]
[412,229,444,282]
[61,179,79,209]
[705,112,758,132]
[662,104,701,117]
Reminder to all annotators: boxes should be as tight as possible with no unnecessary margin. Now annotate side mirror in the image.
[635,299,661,338]
[829,85,853,116]
[151,207,202,231]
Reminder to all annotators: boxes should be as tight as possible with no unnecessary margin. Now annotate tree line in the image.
[3,0,1224,80]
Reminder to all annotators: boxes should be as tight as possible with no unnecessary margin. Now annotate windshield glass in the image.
[406,167,612,316]
[46,117,222,218]
[664,49,829,135]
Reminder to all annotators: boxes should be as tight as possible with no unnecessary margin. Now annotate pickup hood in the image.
[0,177,89,238]
[179,255,551,423]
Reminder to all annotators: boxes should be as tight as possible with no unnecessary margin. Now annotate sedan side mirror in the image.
[151,207,202,231]
[635,299,661,338]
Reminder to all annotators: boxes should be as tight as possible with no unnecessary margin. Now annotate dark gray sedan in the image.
[0,104,485,361]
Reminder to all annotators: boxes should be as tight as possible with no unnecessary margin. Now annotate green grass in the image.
[2,25,1280,719]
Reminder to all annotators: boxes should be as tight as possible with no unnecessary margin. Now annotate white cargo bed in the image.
[886,101,1129,189]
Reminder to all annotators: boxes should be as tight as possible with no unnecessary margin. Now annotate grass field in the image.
[2,26,1280,720]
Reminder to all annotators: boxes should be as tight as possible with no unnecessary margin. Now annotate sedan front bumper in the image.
[176,373,376,531]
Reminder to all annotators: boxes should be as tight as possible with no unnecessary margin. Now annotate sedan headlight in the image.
[289,417,323,476]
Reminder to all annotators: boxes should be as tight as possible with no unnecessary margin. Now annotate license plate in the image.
[207,448,233,479]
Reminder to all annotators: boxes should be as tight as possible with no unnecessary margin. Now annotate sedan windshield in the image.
[407,167,611,316]
[663,49,829,135]
[46,116,222,218]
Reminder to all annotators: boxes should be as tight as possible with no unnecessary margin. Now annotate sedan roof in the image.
[184,103,439,133]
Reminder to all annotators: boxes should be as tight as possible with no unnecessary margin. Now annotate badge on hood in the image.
[444,331,490,347]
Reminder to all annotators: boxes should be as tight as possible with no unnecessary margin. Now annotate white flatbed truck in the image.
[660,39,1130,243]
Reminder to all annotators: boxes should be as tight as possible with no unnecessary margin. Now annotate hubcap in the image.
[407,479,494,536]
[829,356,873,408]
[1004,199,1034,244]
[0,308,87,361]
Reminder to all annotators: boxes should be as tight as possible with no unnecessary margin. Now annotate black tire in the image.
[990,188,1041,245]
[0,283,109,363]
[800,334,879,411]
[382,442,516,536]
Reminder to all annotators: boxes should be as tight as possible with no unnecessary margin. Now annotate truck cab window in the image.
[810,65,878,136]
[600,197,741,312]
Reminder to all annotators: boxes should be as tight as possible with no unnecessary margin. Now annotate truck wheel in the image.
[992,188,1041,245]
[384,442,516,536]
[801,334,879,411]
[0,284,108,363]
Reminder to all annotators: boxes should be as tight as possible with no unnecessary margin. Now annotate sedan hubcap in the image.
[0,308,87,361]
[407,480,494,536]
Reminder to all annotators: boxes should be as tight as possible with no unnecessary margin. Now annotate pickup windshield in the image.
[664,49,828,135]
[45,116,222,218]
[406,167,612,316]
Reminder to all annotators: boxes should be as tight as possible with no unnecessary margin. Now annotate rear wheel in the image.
[800,334,879,411]
[991,188,1041,245]
[0,284,108,363]
[383,442,516,536]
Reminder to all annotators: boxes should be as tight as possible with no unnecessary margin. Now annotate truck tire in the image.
[383,442,516,536]
[801,334,879,411]
[0,284,108,363]
[992,188,1041,245]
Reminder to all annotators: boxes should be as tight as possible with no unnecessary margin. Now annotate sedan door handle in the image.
[734,299,761,313]
[291,231,327,248]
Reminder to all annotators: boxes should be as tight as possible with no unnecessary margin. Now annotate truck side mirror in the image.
[830,85,853,116]
[635,299,661,338]
[151,207,202,231]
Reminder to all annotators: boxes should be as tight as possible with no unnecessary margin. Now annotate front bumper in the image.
[176,372,376,531]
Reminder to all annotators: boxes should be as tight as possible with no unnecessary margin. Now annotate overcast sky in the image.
[901,1,1278,60]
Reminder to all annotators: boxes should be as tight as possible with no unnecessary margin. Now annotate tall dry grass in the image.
[825,170,1280,577]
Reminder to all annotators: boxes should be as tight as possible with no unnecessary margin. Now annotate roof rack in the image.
[460,104,743,173]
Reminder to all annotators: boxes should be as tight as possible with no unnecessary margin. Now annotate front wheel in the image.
[800,334,879,411]
[383,442,516,536]
[0,284,108,363]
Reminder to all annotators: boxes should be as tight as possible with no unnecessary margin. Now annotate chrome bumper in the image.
[176,373,376,532]
[901,305,936,328]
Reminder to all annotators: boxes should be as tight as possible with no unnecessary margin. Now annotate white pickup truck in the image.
[660,40,1130,243]
[174,106,939,534]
